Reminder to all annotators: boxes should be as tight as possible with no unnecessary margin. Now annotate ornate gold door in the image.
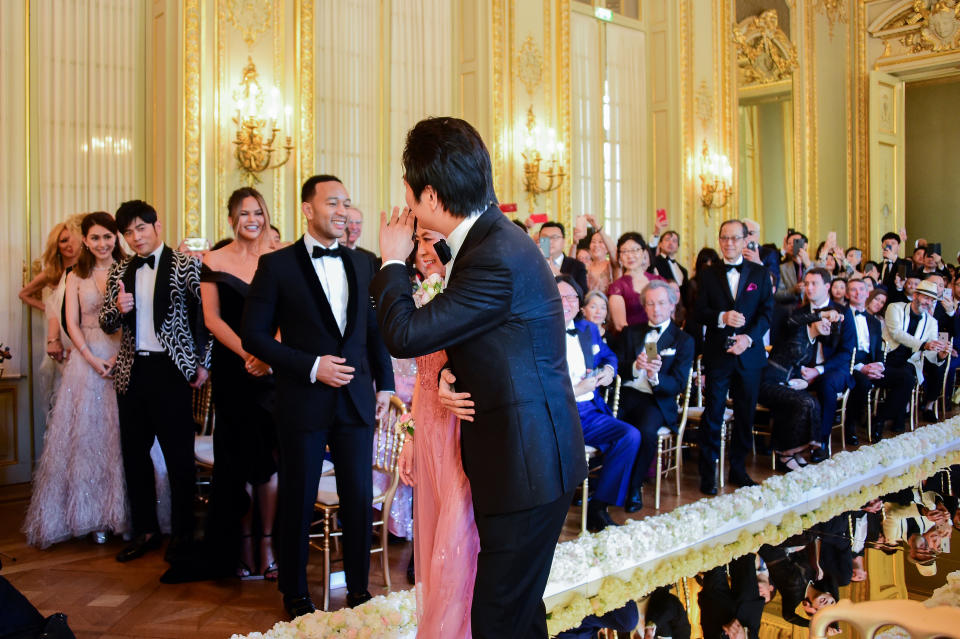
[868,71,905,260]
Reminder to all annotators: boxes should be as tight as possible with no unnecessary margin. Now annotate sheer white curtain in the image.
[387,0,453,207]
[35,0,144,234]
[1,2,28,376]
[571,14,602,229]
[604,23,646,239]
[316,0,380,248]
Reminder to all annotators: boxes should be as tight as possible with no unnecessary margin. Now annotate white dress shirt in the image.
[305,234,349,383]
[135,244,165,352]
[565,321,594,403]
[807,301,829,373]
[666,257,684,284]
[624,319,670,394]
[717,256,744,329]
[443,210,484,286]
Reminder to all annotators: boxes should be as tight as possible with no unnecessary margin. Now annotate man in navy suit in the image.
[557,274,640,530]
[616,279,694,512]
[694,220,774,494]
[788,268,856,460]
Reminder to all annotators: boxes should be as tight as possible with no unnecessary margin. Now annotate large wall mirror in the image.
[733,1,798,246]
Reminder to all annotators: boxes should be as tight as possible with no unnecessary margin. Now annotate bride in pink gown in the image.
[398,226,480,638]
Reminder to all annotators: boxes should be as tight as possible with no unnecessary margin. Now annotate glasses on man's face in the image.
[560,294,579,302]
[620,248,644,256]
[719,235,744,243]
[542,234,564,242]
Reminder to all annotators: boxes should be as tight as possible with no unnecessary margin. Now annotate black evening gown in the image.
[758,327,821,453]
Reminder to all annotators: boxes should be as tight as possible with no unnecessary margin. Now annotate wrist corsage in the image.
[412,272,444,308]
[395,412,415,438]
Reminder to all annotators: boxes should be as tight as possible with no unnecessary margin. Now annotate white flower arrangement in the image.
[231,417,960,639]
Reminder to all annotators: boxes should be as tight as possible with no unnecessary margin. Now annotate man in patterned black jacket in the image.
[100,200,212,565]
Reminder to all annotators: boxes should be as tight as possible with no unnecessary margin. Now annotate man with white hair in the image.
[343,207,380,269]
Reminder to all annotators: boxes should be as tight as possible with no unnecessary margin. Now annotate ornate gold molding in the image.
[296,0,314,238]
[272,0,284,231]
[680,0,692,264]
[223,0,273,47]
[733,10,799,86]
[812,0,849,38]
[517,35,543,97]
[856,0,869,253]
[803,0,818,241]
[870,0,960,65]
[557,0,571,230]
[492,0,506,201]
[183,0,201,238]
[695,80,713,129]
[216,0,226,239]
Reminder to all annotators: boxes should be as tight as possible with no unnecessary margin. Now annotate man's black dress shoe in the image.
[116,533,163,563]
[346,590,373,608]
[809,447,828,464]
[164,534,193,563]
[845,432,859,446]
[728,469,757,487]
[870,431,884,444]
[623,488,643,513]
[283,595,317,619]
[586,507,617,533]
[921,408,938,423]
[699,474,718,496]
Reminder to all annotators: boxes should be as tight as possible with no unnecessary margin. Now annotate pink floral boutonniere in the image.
[412,272,444,308]
[746,283,758,292]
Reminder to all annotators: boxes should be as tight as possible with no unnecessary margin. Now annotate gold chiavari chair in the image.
[653,367,694,509]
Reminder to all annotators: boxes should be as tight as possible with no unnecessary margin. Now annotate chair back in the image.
[675,366,695,442]
[605,375,622,416]
[848,347,857,374]
[810,598,960,639]
[192,380,214,435]
[693,356,704,408]
[374,395,407,475]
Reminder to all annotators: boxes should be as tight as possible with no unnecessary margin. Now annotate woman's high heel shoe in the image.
[261,533,278,581]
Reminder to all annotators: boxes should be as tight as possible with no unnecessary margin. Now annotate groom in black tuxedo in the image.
[371,117,587,639]
[242,175,394,618]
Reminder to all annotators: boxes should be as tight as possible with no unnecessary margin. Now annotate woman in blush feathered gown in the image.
[397,225,480,638]
[23,213,129,548]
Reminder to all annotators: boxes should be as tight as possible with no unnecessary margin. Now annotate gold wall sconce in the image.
[232,57,294,185]
[696,139,733,210]
[521,106,566,212]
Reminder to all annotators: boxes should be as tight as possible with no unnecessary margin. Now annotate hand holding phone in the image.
[644,341,659,361]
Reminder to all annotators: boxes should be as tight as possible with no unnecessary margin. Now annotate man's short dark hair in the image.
[881,231,901,245]
[115,200,158,233]
[540,221,565,238]
[661,230,679,245]
[512,219,528,232]
[863,260,879,273]
[555,273,583,306]
[786,230,808,245]
[805,267,832,285]
[402,117,494,218]
[719,219,748,238]
[301,174,342,203]
[913,246,926,257]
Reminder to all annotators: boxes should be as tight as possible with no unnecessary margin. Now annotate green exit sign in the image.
[595,7,613,21]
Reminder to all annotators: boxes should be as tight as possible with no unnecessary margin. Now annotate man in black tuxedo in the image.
[648,230,688,287]
[878,231,912,292]
[538,221,589,294]
[698,554,770,639]
[100,200,212,564]
[616,280,694,512]
[242,175,394,618]
[694,220,773,494]
[372,117,586,639]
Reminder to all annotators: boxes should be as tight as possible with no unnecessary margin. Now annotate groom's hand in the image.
[379,207,416,263]
[438,369,475,422]
[316,355,355,387]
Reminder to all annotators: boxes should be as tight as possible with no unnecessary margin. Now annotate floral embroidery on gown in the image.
[412,349,480,637]
[23,275,128,547]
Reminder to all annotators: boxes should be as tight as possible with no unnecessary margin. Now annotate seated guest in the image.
[866,288,887,321]
[791,268,856,460]
[644,587,692,639]
[583,214,620,293]
[648,230,687,288]
[539,222,588,294]
[911,246,927,273]
[920,273,957,420]
[608,232,665,332]
[881,280,951,434]
[947,277,960,406]
[862,260,881,282]
[558,275,640,531]
[554,600,639,639]
[615,280,694,511]
[888,271,920,306]
[846,247,863,273]
[829,278,847,308]
[845,279,913,443]
[862,275,876,294]
[698,554,769,639]
[581,290,609,338]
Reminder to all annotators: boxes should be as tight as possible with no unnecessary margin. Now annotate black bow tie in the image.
[433,239,452,265]
[854,310,867,317]
[725,263,742,273]
[312,245,342,259]
[132,254,156,270]
[566,328,578,337]
[649,325,662,334]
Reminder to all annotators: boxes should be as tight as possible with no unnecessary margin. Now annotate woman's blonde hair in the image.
[226,187,277,254]
[37,213,85,283]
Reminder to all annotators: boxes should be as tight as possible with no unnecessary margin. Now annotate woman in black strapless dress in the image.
[200,187,279,579]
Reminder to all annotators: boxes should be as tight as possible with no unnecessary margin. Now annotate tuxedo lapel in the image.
[340,249,359,342]
[451,204,500,275]
[657,322,677,352]
[576,323,594,368]
[734,262,752,303]
[153,245,173,332]
[716,264,735,307]
[293,238,343,341]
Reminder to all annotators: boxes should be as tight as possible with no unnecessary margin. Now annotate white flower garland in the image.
[230,418,960,639]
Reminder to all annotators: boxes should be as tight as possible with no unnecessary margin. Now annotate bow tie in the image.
[132,254,156,270]
[725,263,742,273]
[433,239,452,265]
[854,310,867,317]
[667,257,676,264]
[312,245,342,259]
[566,328,578,337]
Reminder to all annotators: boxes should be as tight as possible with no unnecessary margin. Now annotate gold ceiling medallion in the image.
[224,0,273,47]
[812,0,848,38]
[870,0,960,64]
[517,36,544,97]
[733,10,799,87]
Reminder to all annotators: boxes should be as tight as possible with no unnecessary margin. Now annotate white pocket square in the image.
[660,348,676,356]
[592,344,600,355]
